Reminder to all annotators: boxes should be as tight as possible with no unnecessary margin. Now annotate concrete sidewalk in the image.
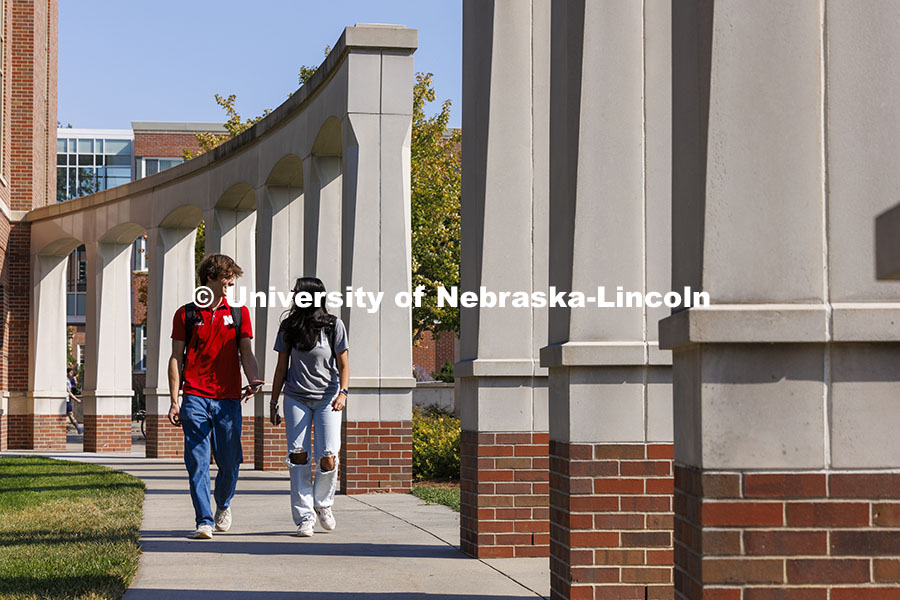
[5,448,549,599]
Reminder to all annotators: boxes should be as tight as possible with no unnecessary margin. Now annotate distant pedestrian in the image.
[65,367,82,434]
[270,277,349,537]
[168,254,264,539]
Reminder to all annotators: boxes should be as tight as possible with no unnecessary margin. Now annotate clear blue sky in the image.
[59,1,462,130]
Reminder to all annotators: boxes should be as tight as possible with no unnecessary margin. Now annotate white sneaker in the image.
[214,507,232,532]
[316,506,336,531]
[192,524,214,539]
[296,516,315,537]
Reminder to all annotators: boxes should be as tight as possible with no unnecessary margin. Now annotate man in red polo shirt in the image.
[168,254,264,539]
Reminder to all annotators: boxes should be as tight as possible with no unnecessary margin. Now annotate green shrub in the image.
[412,404,460,480]
[432,361,454,383]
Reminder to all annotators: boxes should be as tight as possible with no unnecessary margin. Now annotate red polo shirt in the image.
[171,298,252,400]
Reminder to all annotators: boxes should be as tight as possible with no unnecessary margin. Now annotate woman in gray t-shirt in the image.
[270,277,349,537]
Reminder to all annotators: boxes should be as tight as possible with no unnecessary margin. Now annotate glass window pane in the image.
[95,155,104,166]
[57,154,66,166]
[57,139,67,153]
[56,167,66,202]
[78,154,92,166]
[77,139,93,154]
[76,293,86,317]
[95,140,103,153]
[106,154,130,166]
[67,168,77,200]
[104,139,131,155]
[67,293,75,316]
[146,159,158,176]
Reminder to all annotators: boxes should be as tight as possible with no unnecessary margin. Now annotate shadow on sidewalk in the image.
[139,537,468,560]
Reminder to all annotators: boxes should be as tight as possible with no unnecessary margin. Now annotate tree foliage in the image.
[182,94,271,160]
[411,73,461,340]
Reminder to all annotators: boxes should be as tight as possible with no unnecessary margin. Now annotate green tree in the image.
[182,94,271,160]
[411,73,461,340]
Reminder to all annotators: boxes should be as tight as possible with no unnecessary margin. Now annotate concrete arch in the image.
[215,182,256,211]
[266,154,304,187]
[159,204,204,229]
[99,222,146,245]
[311,116,343,157]
[36,237,83,257]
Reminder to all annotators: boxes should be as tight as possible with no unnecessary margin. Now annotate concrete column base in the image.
[459,430,550,558]
[83,415,131,453]
[342,420,412,494]
[550,441,674,600]
[7,414,66,450]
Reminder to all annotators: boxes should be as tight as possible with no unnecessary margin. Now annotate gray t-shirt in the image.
[274,318,348,400]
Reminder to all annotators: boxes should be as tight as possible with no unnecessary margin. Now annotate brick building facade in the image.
[2,0,58,450]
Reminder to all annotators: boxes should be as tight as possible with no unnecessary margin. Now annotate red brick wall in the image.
[7,221,28,392]
[413,329,456,378]
[10,0,56,212]
[240,415,253,466]
[675,466,900,598]
[255,415,286,471]
[145,414,183,458]
[134,132,205,159]
[550,441,674,600]
[460,431,550,558]
[8,413,64,450]
[343,420,412,494]
[83,414,130,453]
[0,212,9,391]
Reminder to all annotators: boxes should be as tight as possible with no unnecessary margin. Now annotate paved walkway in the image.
[5,440,550,599]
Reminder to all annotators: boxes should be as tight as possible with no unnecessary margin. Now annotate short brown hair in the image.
[197,254,243,285]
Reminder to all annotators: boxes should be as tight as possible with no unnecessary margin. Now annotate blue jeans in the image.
[284,395,342,524]
[181,394,243,527]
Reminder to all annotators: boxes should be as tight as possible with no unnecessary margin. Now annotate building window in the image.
[132,235,148,272]
[56,136,133,202]
[66,245,87,320]
[133,325,146,372]
[77,344,85,370]
[136,157,183,179]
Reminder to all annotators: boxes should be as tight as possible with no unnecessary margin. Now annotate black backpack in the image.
[180,302,242,388]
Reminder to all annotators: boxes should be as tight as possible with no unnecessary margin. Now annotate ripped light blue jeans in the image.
[283,394,342,525]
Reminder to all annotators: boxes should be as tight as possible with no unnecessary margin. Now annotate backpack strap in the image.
[181,302,198,389]
[231,305,243,360]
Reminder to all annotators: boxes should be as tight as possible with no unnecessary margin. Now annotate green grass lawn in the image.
[0,456,145,600]
[411,481,460,512]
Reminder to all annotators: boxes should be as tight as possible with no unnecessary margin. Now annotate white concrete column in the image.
[663,1,900,596]
[204,207,257,308]
[458,0,551,558]
[537,2,674,594]
[82,241,134,406]
[81,240,134,452]
[302,156,342,294]
[338,40,416,493]
[23,251,69,449]
[144,226,196,457]
[254,184,303,470]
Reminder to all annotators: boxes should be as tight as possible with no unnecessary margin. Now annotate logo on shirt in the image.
[223,315,234,326]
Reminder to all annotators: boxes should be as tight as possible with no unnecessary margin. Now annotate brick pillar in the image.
[665,2,900,596]
[460,431,549,558]
[458,0,552,558]
[343,420,412,494]
[550,442,673,600]
[83,415,130,453]
[145,414,183,458]
[143,225,196,459]
[254,412,286,471]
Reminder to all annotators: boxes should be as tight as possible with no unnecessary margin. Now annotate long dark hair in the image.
[280,277,335,351]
